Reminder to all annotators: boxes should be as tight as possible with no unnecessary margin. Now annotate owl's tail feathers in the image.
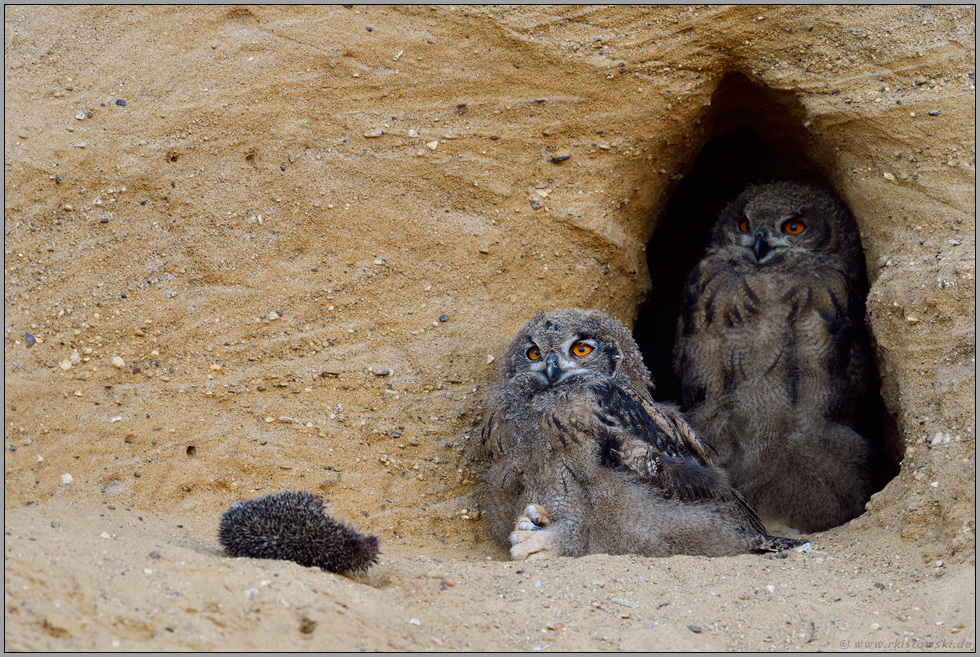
[747,533,812,553]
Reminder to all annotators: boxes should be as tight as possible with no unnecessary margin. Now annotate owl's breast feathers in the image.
[679,248,867,418]
[683,247,858,333]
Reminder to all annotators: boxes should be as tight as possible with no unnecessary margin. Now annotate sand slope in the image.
[4,5,975,651]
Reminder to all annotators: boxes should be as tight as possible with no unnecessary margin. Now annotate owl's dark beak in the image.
[545,353,562,385]
[753,229,772,262]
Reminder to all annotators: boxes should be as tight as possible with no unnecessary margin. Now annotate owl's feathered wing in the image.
[589,379,769,538]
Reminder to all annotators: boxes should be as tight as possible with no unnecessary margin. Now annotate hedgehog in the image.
[218,490,380,573]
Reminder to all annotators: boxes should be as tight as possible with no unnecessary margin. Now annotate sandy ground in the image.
[4,5,975,651]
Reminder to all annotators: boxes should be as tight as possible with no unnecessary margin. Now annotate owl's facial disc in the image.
[524,337,598,386]
[740,215,804,264]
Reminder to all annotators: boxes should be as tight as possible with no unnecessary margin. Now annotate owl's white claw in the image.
[525,504,551,527]
[509,504,558,560]
[511,529,561,561]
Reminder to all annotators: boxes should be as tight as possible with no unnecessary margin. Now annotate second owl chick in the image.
[482,308,807,560]
[675,181,875,533]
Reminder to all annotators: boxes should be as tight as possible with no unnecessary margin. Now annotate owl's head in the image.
[712,181,861,267]
[498,308,653,391]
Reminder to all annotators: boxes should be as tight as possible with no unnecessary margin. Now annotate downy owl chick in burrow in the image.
[674,181,875,533]
[482,308,807,560]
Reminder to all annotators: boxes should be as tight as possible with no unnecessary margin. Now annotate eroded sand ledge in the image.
[4,5,975,650]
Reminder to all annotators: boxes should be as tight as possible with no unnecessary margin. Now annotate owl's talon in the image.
[509,504,557,558]
[525,504,551,527]
[509,527,562,561]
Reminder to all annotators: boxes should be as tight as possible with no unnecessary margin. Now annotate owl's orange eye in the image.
[570,342,594,357]
[783,220,806,235]
[738,218,750,233]
[526,346,542,361]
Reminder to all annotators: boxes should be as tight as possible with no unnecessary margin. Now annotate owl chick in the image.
[482,308,806,561]
[675,181,875,533]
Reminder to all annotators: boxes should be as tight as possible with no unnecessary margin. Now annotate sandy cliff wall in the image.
[3,6,975,650]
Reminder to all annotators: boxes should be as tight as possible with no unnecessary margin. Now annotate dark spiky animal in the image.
[219,490,379,573]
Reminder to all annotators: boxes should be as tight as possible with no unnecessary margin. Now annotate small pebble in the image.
[374,369,392,376]
[116,99,127,106]
[25,333,36,347]
[110,356,125,369]
[688,625,703,633]
[426,140,439,150]
[149,550,163,559]
[75,112,86,120]
[438,314,449,322]
[61,474,74,485]
[243,588,259,600]
[610,598,638,608]
[486,354,495,365]
[409,618,421,626]
[528,194,544,210]
[551,155,570,163]
[364,129,384,138]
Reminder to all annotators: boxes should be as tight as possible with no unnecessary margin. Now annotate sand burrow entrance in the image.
[633,72,901,511]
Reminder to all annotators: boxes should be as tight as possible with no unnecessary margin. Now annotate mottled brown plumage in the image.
[675,182,874,532]
[482,308,806,560]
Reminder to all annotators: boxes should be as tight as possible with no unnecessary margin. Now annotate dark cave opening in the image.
[633,72,900,505]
